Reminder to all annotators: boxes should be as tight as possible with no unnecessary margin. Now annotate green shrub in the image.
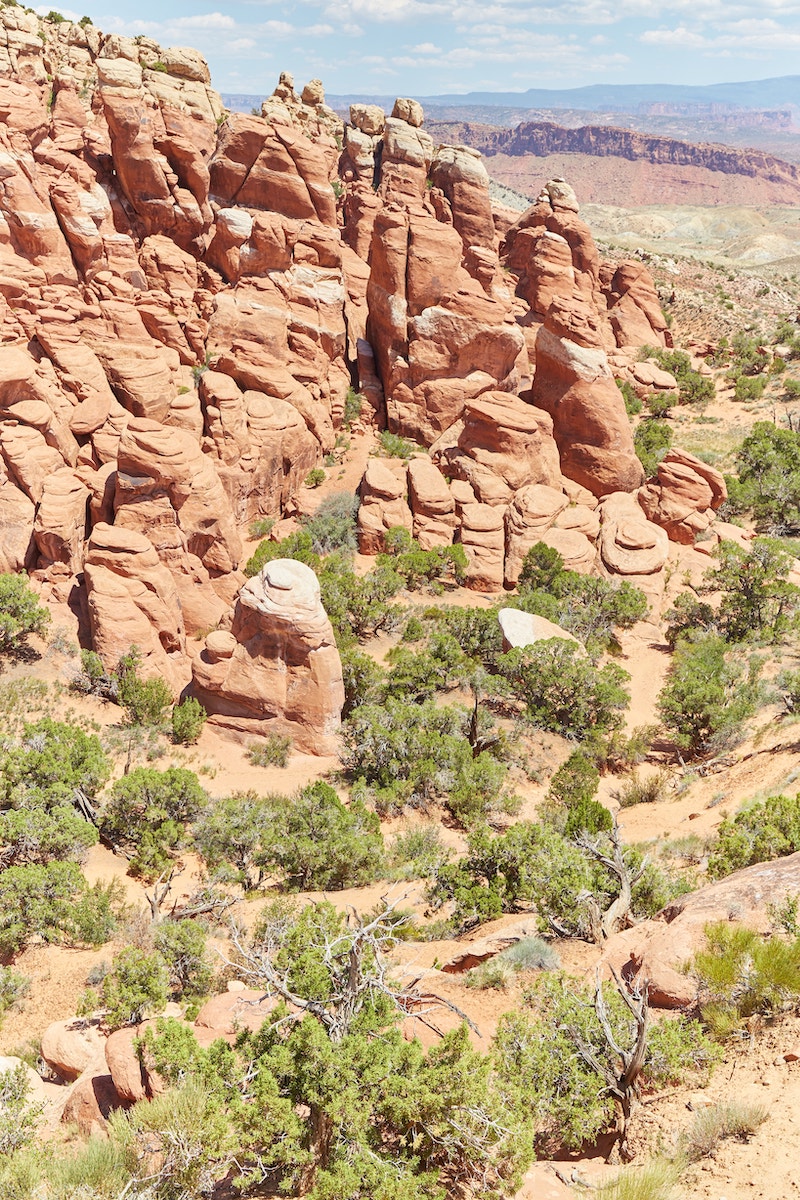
[466,959,512,990]
[617,378,642,415]
[0,573,50,657]
[259,781,384,891]
[378,429,420,458]
[0,861,102,956]
[634,418,672,478]
[0,1063,44,1155]
[0,805,98,866]
[154,920,214,1001]
[378,538,468,590]
[494,973,714,1156]
[646,391,674,418]
[617,770,669,808]
[650,348,714,406]
[657,632,763,758]
[70,648,117,698]
[499,639,630,741]
[171,697,207,745]
[515,543,648,654]
[304,467,326,488]
[248,516,274,539]
[596,1160,681,1200]
[0,717,110,810]
[543,751,609,835]
[499,936,560,972]
[100,767,207,881]
[343,699,513,824]
[733,373,765,403]
[0,967,28,1026]
[726,421,800,531]
[385,825,450,880]
[101,947,169,1029]
[245,529,320,577]
[116,649,172,727]
[196,784,384,892]
[301,491,359,554]
[247,733,292,767]
[691,922,800,1036]
[708,792,800,878]
[340,646,385,714]
[343,387,364,427]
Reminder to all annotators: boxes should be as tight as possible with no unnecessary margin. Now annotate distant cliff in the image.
[427,120,800,188]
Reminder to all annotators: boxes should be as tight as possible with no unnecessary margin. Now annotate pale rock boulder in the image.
[33,468,89,573]
[192,559,344,754]
[350,103,385,136]
[439,393,562,506]
[407,456,457,548]
[357,458,412,554]
[83,523,187,693]
[504,483,569,586]
[460,502,505,592]
[391,97,424,127]
[638,449,727,545]
[498,608,583,652]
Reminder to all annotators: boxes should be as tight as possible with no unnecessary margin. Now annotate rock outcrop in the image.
[0,8,707,725]
[192,558,344,753]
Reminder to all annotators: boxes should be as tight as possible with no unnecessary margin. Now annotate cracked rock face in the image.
[192,559,344,754]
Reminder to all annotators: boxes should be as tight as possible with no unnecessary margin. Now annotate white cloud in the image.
[169,11,236,28]
[34,4,82,17]
[641,17,800,46]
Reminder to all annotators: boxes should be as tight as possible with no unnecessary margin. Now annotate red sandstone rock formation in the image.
[192,558,344,753]
[0,10,716,721]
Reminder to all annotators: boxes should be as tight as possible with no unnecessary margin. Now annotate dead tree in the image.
[574,815,647,944]
[225,893,478,1045]
[570,966,649,1163]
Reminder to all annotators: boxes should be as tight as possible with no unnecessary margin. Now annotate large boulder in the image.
[638,449,727,544]
[192,558,344,754]
[41,1018,106,1082]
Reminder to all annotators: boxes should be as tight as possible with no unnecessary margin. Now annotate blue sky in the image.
[39,0,800,98]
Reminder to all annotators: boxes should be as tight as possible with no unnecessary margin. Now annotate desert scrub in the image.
[616,770,670,808]
[466,938,561,990]
[691,922,800,1037]
[679,1099,767,1162]
[596,1160,681,1200]
[247,733,292,768]
[377,429,420,459]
